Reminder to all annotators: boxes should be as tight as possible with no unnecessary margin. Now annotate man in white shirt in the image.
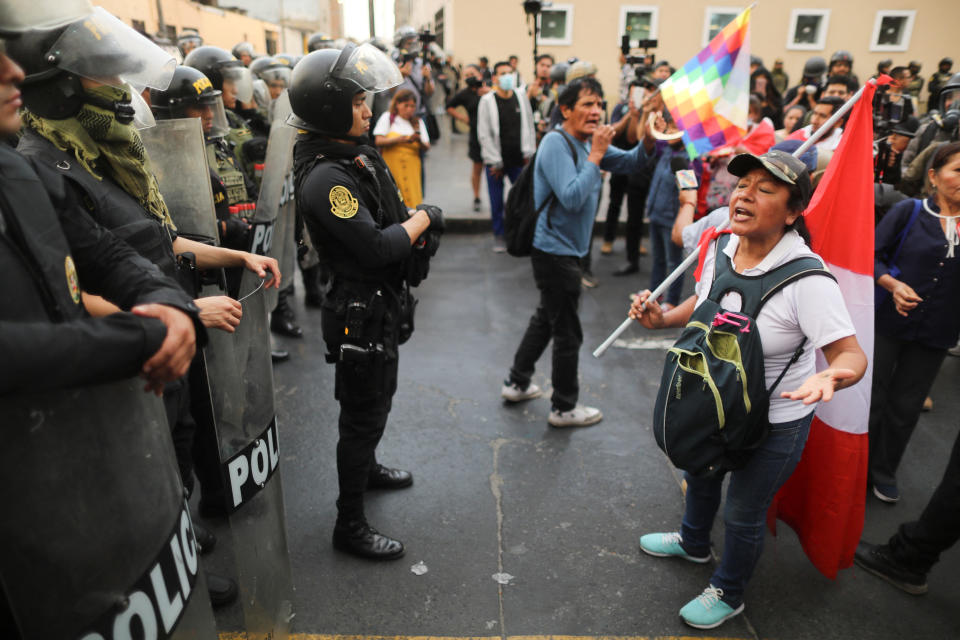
[788,96,844,152]
[477,60,536,252]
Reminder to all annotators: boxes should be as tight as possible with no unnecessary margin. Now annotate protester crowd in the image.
[1,2,959,636]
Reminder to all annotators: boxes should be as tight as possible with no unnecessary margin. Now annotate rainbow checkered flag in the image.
[660,6,752,160]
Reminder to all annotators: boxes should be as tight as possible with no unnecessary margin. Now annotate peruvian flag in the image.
[766,77,890,579]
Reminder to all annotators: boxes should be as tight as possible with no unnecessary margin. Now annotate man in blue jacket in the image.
[500,77,651,427]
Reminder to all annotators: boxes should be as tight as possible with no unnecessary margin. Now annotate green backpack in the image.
[652,233,835,477]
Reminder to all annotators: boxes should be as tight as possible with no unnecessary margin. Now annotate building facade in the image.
[401,0,958,109]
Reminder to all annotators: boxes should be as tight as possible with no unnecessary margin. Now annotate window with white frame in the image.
[786,9,830,51]
[870,10,916,52]
[618,6,659,49]
[538,4,574,46]
[702,7,739,46]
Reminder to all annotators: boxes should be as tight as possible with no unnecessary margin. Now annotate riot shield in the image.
[144,117,294,638]
[203,266,294,639]
[0,379,217,639]
[141,118,220,244]
[252,91,297,312]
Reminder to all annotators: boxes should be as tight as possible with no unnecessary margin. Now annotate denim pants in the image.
[679,410,815,607]
[649,222,684,305]
[509,250,583,411]
[485,164,524,237]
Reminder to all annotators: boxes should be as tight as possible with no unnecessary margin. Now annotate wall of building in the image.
[407,0,958,110]
[95,0,281,57]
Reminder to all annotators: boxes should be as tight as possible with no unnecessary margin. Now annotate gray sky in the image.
[340,0,396,41]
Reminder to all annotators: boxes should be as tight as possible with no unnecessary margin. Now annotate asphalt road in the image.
[201,230,960,640]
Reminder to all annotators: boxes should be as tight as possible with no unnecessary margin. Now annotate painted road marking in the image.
[219,635,752,640]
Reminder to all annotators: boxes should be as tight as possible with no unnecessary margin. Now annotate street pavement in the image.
[202,124,960,640]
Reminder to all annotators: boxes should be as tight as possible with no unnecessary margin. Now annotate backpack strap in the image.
[542,130,580,229]
[709,234,837,317]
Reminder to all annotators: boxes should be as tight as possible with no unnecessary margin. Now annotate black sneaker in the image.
[854,541,928,595]
[473,198,481,212]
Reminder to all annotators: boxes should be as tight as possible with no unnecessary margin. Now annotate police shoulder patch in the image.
[64,255,80,304]
[329,185,359,219]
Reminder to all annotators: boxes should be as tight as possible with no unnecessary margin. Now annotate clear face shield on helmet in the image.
[43,7,175,128]
[179,94,230,139]
[46,7,175,90]
[335,43,402,94]
[0,0,93,35]
[220,63,254,105]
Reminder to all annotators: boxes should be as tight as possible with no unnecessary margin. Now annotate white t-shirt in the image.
[372,112,429,141]
[694,230,855,423]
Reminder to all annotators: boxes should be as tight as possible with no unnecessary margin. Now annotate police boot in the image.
[302,264,323,308]
[367,463,413,490]
[205,571,239,608]
[193,521,217,554]
[333,517,405,560]
[271,285,303,338]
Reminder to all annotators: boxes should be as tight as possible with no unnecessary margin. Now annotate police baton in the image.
[592,79,878,358]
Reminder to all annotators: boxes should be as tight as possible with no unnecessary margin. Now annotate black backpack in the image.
[652,234,835,477]
[503,130,577,257]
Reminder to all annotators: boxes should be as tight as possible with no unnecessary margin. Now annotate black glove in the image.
[418,203,445,233]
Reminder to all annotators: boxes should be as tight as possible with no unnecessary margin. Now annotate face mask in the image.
[498,73,515,91]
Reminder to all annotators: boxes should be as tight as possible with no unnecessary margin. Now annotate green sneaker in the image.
[639,532,710,563]
[679,585,744,629]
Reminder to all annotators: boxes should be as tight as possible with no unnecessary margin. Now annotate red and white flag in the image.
[766,77,889,579]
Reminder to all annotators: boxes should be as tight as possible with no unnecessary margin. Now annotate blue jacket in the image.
[875,197,960,349]
[644,141,690,228]
[532,130,647,257]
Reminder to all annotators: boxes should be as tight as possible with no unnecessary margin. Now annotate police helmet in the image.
[150,65,229,138]
[231,41,255,62]
[750,55,763,68]
[184,45,253,104]
[274,53,300,68]
[802,56,827,78]
[176,29,202,53]
[939,72,960,131]
[249,56,276,79]
[566,60,597,83]
[394,25,418,49]
[287,43,401,136]
[549,62,569,84]
[365,37,390,53]
[6,6,174,126]
[829,50,853,65]
[307,32,335,52]
[940,57,954,69]
[878,59,893,73]
[908,61,922,72]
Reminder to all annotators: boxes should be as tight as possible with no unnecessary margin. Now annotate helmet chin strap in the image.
[83,92,136,125]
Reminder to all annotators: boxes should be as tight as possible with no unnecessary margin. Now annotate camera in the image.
[523,0,551,15]
[621,35,657,66]
[418,29,437,46]
[465,76,483,89]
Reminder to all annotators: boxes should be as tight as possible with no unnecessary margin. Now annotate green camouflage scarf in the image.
[23,84,175,230]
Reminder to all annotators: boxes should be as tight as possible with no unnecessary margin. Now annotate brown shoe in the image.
[600,241,614,255]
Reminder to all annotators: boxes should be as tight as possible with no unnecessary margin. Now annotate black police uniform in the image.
[0,143,200,394]
[294,136,420,555]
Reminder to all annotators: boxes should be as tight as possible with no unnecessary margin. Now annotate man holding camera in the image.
[447,64,489,212]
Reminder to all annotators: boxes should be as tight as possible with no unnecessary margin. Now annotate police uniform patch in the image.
[64,255,80,304]
[329,185,359,219]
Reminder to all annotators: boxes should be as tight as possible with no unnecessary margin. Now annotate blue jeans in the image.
[486,164,524,237]
[648,222,684,305]
[679,411,815,607]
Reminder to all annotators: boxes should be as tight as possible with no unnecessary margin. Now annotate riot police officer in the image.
[184,45,306,339]
[289,43,444,559]
[901,72,960,194]
[150,65,254,252]
[307,32,336,52]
